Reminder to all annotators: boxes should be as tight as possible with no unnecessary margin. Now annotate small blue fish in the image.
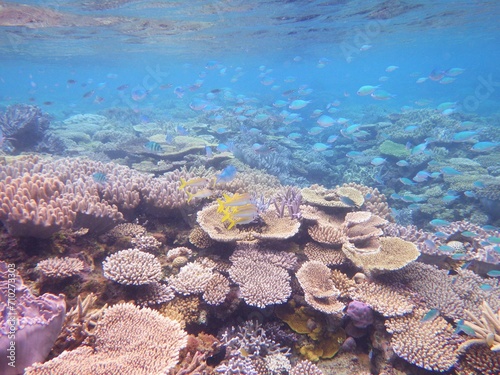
[312,143,331,152]
[421,309,440,322]
[480,284,493,291]
[399,177,416,186]
[483,225,500,231]
[216,165,237,184]
[288,132,302,140]
[471,141,499,152]
[411,142,428,155]
[487,236,500,244]
[452,131,477,142]
[165,134,174,144]
[461,231,478,237]
[326,135,339,143]
[176,125,189,135]
[346,151,364,158]
[434,231,448,238]
[454,319,476,336]
[464,191,477,198]
[391,193,402,200]
[473,181,485,188]
[442,195,459,203]
[92,172,107,184]
[371,157,386,166]
[486,270,500,277]
[438,245,455,252]
[396,160,409,167]
[451,253,467,260]
[441,167,462,175]
[340,195,358,207]
[144,141,162,152]
[308,127,324,135]
[430,219,451,227]
[205,146,213,158]
[423,239,437,250]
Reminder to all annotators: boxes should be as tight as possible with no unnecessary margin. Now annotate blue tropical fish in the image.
[216,165,237,184]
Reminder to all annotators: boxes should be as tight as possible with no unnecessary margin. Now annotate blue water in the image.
[1,0,499,117]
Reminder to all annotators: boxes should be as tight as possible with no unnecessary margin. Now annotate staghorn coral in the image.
[459,301,500,352]
[220,319,289,359]
[303,242,346,265]
[36,257,84,279]
[228,246,294,308]
[0,261,66,375]
[102,248,163,285]
[385,308,462,372]
[169,262,213,296]
[25,303,187,375]
[342,237,420,274]
[53,293,106,355]
[202,273,230,306]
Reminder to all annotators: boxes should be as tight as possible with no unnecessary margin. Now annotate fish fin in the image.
[179,178,187,190]
[186,191,193,203]
[227,218,236,230]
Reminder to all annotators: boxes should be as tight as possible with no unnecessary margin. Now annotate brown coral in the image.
[36,257,84,279]
[303,242,346,266]
[348,281,414,317]
[102,248,163,285]
[197,203,300,243]
[25,303,187,375]
[169,262,213,296]
[189,226,215,248]
[228,247,293,308]
[301,184,364,208]
[385,308,461,371]
[342,211,387,244]
[342,237,420,274]
[202,273,230,306]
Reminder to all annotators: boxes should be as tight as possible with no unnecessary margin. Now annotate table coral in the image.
[102,248,163,285]
[25,303,187,375]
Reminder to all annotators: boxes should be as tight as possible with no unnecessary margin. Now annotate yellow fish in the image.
[186,188,213,203]
[179,177,210,190]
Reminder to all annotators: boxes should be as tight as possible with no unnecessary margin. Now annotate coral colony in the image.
[1,2,500,375]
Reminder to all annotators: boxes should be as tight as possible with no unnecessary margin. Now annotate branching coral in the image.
[459,301,500,352]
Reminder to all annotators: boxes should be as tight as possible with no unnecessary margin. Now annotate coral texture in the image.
[25,303,187,375]
[36,257,84,279]
[102,248,163,285]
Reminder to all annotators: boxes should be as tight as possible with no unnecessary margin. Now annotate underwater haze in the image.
[1,1,500,375]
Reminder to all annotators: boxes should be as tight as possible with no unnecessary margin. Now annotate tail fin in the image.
[186,191,194,203]
[179,178,187,190]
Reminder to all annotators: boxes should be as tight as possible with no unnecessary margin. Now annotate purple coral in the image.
[274,186,302,219]
[346,300,374,328]
[0,261,66,374]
